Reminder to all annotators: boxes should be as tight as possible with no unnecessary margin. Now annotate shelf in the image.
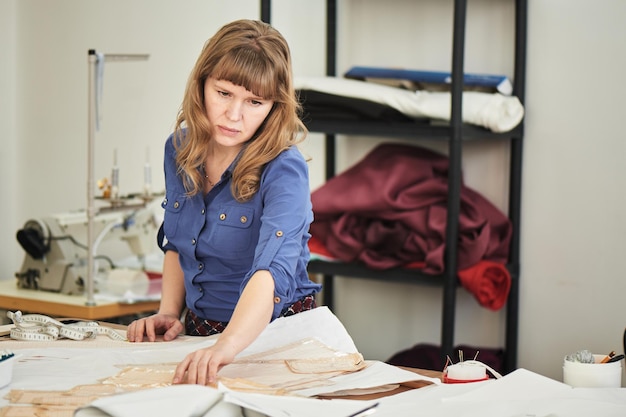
[308,259,447,287]
[304,119,523,141]
[309,259,516,288]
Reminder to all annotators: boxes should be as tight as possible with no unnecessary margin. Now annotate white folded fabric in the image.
[295,75,524,133]
[74,384,235,417]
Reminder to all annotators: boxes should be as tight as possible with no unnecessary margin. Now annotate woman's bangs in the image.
[212,50,279,100]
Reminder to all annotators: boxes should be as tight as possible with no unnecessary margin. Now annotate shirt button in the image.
[276,230,283,237]
[240,215,247,224]
[274,296,281,304]
[191,238,196,245]
[201,208,205,215]
[198,286,203,293]
[198,263,203,270]
[162,198,168,205]
[174,201,180,209]
[219,213,226,221]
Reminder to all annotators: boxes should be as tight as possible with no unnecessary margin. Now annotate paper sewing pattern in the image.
[0,338,370,416]
[221,338,368,393]
[1,384,118,417]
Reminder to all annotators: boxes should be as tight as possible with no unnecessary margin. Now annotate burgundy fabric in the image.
[310,143,512,274]
[386,343,505,375]
[309,235,510,310]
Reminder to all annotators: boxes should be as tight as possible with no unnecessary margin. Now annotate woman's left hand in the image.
[173,271,275,385]
[172,340,238,385]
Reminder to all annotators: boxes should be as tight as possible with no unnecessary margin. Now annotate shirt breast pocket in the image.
[208,206,256,256]
[162,193,186,239]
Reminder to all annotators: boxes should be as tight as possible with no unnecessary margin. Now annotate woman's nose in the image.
[226,100,243,121]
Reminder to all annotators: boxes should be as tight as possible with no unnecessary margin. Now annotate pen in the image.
[600,351,616,364]
[607,354,625,363]
[347,402,379,417]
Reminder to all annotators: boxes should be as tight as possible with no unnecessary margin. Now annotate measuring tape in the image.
[6,311,127,342]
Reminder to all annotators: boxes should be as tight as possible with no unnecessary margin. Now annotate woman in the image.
[127,19,321,386]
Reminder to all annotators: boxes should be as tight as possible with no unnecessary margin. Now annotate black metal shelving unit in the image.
[261,0,526,373]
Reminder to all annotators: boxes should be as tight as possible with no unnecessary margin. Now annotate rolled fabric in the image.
[458,260,511,311]
[295,75,524,132]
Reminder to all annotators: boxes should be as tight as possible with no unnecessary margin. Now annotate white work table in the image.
[1,307,625,417]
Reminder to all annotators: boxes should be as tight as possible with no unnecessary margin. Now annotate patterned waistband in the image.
[279,294,316,317]
[185,294,317,336]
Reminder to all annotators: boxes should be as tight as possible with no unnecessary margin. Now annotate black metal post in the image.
[441,0,467,365]
[260,0,271,23]
[504,0,528,373]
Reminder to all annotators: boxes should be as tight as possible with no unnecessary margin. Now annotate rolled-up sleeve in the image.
[241,148,313,318]
[159,136,184,254]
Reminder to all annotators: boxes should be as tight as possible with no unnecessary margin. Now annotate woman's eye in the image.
[218,90,230,97]
[250,100,262,106]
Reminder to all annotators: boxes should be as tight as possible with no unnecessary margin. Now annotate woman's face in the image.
[204,77,274,149]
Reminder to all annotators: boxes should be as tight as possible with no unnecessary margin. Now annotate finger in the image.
[185,354,201,385]
[144,319,157,342]
[193,355,210,386]
[163,321,183,341]
[126,322,135,342]
[127,320,144,342]
[207,359,219,385]
[173,356,191,384]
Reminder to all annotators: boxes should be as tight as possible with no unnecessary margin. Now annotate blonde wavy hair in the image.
[173,19,307,202]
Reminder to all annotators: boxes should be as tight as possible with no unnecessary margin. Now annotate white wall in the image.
[2,0,625,384]
[520,0,626,381]
[0,0,19,284]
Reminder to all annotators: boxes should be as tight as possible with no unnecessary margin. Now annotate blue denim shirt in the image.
[160,134,321,322]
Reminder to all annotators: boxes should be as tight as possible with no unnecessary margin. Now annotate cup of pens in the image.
[0,350,17,389]
[563,350,624,388]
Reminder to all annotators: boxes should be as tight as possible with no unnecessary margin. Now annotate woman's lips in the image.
[218,125,239,137]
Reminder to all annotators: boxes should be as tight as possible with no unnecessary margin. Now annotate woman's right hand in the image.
[127,313,184,342]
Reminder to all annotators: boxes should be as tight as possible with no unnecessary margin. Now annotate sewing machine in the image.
[15,201,160,295]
